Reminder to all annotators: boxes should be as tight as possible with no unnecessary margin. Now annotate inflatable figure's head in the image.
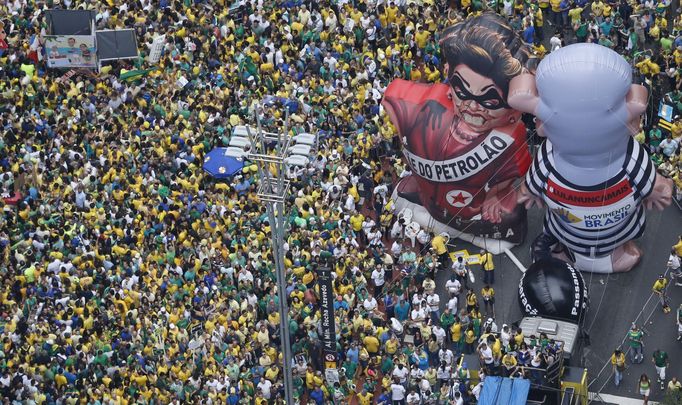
[508,44,648,165]
[440,12,531,140]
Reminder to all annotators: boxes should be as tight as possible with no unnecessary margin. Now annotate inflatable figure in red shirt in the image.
[382,13,533,253]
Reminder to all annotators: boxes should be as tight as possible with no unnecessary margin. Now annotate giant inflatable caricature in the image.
[382,13,533,253]
[508,44,673,273]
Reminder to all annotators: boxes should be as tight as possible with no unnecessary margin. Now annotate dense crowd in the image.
[0,0,681,404]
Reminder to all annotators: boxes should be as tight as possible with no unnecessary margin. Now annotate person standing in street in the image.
[480,249,495,285]
[452,256,469,290]
[639,374,651,405]
[667,377,681,395]
[652,274,671,313]
[669,248,682,286]
[481,285,495,318]
[611,348,626,387]
[628,323,644,364]
[652,349,669,390]
[677,303,682,342]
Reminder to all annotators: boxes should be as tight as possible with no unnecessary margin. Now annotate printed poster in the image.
[45,35,96,68]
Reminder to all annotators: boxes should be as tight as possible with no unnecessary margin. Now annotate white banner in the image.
[148,35,165,63]
[402,131,514,183]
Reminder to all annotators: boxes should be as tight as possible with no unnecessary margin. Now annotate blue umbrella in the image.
[203,147,245,179]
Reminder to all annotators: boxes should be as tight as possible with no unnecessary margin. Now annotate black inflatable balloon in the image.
[518,258,589,322]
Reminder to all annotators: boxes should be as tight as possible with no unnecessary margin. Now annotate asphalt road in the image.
[433,204,682,403]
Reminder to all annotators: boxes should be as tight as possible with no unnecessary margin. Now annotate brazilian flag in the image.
[119,67,159,82]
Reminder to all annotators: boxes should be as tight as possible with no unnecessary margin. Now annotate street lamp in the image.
[225,105,314,403]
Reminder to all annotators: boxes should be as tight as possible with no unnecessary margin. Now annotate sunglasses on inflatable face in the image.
[449,73,510,111]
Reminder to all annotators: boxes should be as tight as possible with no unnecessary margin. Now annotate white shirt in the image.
[668,254,680,270]
[371,268,386,286]
[407,392,421,404]
[418,378,431,394]
[439,348,454,366]
[447,297,458,314]
[391,221,404,239]
[479,346,494,364]
[452,261,467,276]
[472,383,483,400]
[426,293,440,312]
[257,379,272,399]
[392,367,409,383]
[446,279,462,295]
[417,230,430,244]
[550,35,562,52]
[433,326,446,344]
[391,383,406,400]
[363,297,378,312]
[391,240,403,257]
[411,308,426,321]
[437,365,452,380]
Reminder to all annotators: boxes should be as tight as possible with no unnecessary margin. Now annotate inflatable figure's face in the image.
[449,64,519,136]
[440,13,530,142]
[508,44,648,163]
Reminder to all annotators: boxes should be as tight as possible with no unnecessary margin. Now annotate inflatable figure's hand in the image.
[482,181,517,223]
[517,182,544,210]
[643,175,673,211]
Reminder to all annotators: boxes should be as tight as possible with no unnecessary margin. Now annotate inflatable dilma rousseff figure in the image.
[508,43,673,274]
[382,13,534,254]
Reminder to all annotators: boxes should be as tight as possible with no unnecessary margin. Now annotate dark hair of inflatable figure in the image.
[440,12,531,98]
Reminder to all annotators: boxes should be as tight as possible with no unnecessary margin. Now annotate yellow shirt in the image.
[451,323,462,341]
[502,354,517,367]
[363,335,380,353]
[674,239,682,256]
[481,287,495,300]
[415,30,430,49]
[431,235,447,255]
[611,353,625,367]
[350,214,364,232]
[385,338,399,354]
[652,278,668,292]
[481,252,494,271]
[358,392,373,405]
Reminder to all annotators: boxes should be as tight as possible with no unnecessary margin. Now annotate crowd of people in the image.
[0,0,681,404]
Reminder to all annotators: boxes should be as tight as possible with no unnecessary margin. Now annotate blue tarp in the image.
[203,147,245,179]
[478,377,530,405]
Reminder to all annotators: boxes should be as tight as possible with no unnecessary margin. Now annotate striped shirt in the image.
[526,138,656,256]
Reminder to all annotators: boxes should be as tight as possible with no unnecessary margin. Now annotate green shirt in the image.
[649,128,663,147]
[653,351,668,367]
[576,23,588,39]
[628,330,643,347]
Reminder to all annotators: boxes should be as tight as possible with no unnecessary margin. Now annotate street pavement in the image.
[433,204,682,403]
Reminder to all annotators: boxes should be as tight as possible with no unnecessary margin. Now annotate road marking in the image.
[589,392,659,405]
[504,248,526,273]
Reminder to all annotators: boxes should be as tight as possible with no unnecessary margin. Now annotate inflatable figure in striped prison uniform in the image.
[508,43,673,274]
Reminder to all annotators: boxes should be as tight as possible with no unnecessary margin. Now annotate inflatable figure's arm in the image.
[483,124,533,222]
[518,182,545,209]
[643,174,673,211]
[518,143,549,209]
[382,79,426,142]
[382,80,451,157]
[626,139,673,211]
[481,179,517,223]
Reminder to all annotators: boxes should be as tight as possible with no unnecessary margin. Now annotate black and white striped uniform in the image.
[526,138,656,257]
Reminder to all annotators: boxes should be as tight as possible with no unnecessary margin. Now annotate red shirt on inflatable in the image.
[382,79,531,221]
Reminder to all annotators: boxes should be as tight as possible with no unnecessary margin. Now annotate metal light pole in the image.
[244,106,295,404]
